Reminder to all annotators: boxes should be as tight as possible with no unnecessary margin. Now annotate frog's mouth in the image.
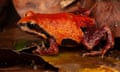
[18,22,51,39]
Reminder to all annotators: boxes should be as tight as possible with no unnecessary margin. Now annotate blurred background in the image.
[0,0,19,32]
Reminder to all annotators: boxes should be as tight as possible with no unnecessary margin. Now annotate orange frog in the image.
[17,11,114,57]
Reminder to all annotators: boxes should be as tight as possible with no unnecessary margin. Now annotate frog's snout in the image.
[17,22,26,27]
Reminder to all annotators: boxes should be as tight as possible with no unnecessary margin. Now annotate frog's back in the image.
[35,13,84,45]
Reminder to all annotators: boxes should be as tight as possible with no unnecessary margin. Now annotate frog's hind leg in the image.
[82,25,114,57]
[35,38,59,55]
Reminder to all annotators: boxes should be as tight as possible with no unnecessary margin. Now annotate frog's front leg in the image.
[35,38,59,55]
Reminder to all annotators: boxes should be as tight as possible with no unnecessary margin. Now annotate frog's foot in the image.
[35,38,59,55]
[82,49,109,58]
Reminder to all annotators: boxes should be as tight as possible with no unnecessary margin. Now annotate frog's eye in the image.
[17,21,36,29]
[26,22,36,29]
[25,11,34,17]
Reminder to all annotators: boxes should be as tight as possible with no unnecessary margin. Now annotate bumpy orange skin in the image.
[18,11,95,45]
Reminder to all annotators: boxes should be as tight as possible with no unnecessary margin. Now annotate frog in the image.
[17,11,114,57]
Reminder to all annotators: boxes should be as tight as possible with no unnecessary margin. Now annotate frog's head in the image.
[17,11,50,39]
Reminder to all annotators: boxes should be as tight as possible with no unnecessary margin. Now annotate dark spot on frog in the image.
[61,39,78,47]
